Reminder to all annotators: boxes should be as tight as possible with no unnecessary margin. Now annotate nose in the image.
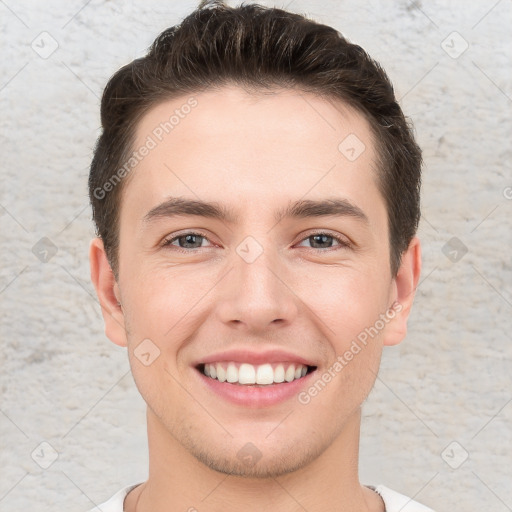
[214,240,299,333]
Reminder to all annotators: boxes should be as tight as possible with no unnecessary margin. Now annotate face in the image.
[92,85,418,478]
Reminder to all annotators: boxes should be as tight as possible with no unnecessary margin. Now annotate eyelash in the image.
[161,230,352,253]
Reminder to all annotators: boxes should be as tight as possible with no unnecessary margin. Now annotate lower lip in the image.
[195,367,317,408]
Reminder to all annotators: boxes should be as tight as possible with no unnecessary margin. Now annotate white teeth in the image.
[285,365,296,382]
[274,364,285,383]
[202,362,310,385]
[256,364,274,385]
[239,363,256,384]
[226,363,238,383]
[216,364,227,382]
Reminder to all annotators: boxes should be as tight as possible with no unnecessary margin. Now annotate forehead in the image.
[122,85,382,224]
[134,85,375,157]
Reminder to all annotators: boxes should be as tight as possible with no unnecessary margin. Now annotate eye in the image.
[296,232,351,251]
[161,231,213,251]
[160,230,351,253]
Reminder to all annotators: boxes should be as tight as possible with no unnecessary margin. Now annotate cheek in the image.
[127,354,184,429]
[123,265,195,323]
[303,268,389,401]
[304,266,391,341]
[121,268,212,376]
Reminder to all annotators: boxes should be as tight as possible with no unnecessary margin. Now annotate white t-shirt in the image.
[87,482,436,511]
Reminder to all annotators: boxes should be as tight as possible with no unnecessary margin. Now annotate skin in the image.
[90,85,421,512]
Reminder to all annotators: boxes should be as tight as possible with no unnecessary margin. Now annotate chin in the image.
[189,441,323,479]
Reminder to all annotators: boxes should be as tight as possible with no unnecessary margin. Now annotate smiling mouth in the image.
[196,362,317,386]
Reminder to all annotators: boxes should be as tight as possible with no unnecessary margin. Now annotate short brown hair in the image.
[89,0,422,278]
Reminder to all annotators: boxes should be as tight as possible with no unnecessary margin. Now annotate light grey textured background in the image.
[1,1,511,511]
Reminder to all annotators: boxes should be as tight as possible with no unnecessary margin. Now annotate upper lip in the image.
[193,349,318,367]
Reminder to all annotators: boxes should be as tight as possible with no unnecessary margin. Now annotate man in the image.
[88,1,433,510]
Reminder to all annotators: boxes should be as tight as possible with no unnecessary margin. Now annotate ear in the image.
[89,237,128,347]
[383,236,422,346]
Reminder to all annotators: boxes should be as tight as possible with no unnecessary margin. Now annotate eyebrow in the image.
[142,196,369,226]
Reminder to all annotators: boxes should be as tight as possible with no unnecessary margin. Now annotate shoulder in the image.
[86,483,143,512]
[370,485,436,512]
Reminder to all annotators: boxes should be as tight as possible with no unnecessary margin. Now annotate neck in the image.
[126,407,384,512]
